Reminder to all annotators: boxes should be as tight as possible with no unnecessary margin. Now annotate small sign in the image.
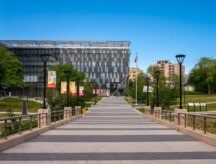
[143,86,153,93]
[188,103,194,106]
[61,81,67,94]
[48,71,56,88]
[70,82,76,96]
[93,89,103,94]
[200,103,206,106]
[79,86,84,96]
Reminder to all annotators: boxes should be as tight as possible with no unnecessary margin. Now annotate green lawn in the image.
[124,96,136,105]
[137,108,144,113]
[0,98,42,113]
[0,113,10,118]
[125,94,216,111]
[182,94,216,111]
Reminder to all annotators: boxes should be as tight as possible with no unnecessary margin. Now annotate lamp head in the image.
[175,54,186,64]
[40,54,49,63]
[154,70,160,78]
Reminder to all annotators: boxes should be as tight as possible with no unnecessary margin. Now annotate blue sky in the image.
[1,0,216,73]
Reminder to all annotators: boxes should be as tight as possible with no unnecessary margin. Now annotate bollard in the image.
[64,107,72,120]
[22,100,28,115]
[38,108,51,127]
[75,106,81,115]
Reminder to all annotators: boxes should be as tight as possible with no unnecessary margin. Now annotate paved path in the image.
[0,97,216,164]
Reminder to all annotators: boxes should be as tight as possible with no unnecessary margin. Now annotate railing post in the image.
[178,113,180,125]
[66,110,68,119]
[30,115,32,130]
[4,120,7,139]
[46,113,48,125]
[203,116,207,134]
[38,114,41,128]
[18,117,22,134]
[193,115,195,130]
[38,109,51,126]
[58,112,61,120]
[184,113,187,128]
[169,112,171,122]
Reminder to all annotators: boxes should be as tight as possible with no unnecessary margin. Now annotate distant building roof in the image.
[0,40,130,49]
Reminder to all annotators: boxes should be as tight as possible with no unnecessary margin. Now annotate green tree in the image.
[147,65,178,109]
[188,57,216,94]
[0,48,24,89]
[47,64,89,110]
[128,72,147,103]
[49,64,85,93]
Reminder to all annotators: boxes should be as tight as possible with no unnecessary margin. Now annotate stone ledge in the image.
[0,115,81,152]
[144,114,216,147]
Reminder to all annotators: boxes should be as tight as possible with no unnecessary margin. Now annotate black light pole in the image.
[89,79,97,105]
[146,77,150,106]
[64,70,70,107]
[40,54,49,109]
[176,54,185,109]
[76,78,80,106]
[94,82,97,105]
[184,83,186,108]
[155,70,160,107]
[26,85,29,102]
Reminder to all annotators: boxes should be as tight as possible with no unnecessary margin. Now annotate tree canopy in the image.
[48,64,97,110]
[188,57,216,94]
[128,72,147,103]
[0,47,24,89]
[49,64,86,93]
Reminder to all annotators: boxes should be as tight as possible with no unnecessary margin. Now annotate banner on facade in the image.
[70,82,76,96]
[92,88,103,95]
[48,71,56,88]
[61,81,67,94]
[79,86,84,96]
[143,86,153,93]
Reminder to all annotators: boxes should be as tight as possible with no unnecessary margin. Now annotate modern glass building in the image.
[0,40,130,91]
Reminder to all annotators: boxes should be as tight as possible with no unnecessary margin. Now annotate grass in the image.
[137,108,144,113]
[182,94,216,111]
[0,113,10,118]
[0,98,42,114]
[124,96,135,105]
[184,94,216,103]
[125,93,216,112]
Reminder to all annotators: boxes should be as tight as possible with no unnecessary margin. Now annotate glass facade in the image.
[0,41,130,88]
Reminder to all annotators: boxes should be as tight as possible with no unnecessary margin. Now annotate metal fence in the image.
[145,108,216,135]
[0,108,81,139]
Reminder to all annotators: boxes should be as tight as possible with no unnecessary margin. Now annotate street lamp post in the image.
[155,70,160,107]
[175,54,186,109]
[145,76,150,106]
[40,54,49,109]
[76,78,80,106]
[89,79,97,105]
[184,83,186,108]
[94,82,97,105]
[64,70,71,107]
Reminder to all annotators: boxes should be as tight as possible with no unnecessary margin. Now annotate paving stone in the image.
[0,96,216,163]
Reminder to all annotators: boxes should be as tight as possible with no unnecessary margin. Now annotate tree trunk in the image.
[208,83,211,95]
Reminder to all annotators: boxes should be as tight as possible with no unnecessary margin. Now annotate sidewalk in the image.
[0,96,216,163]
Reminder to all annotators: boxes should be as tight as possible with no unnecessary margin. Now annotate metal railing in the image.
[0,113,47,139]
[184,113,216,134]
[0,108,82,139]
[144,108,216,135]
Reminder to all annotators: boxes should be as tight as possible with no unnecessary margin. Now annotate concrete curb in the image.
[144,114,216,147]
[0,115,81,152]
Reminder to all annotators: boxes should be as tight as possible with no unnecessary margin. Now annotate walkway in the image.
[0,97,216,163]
